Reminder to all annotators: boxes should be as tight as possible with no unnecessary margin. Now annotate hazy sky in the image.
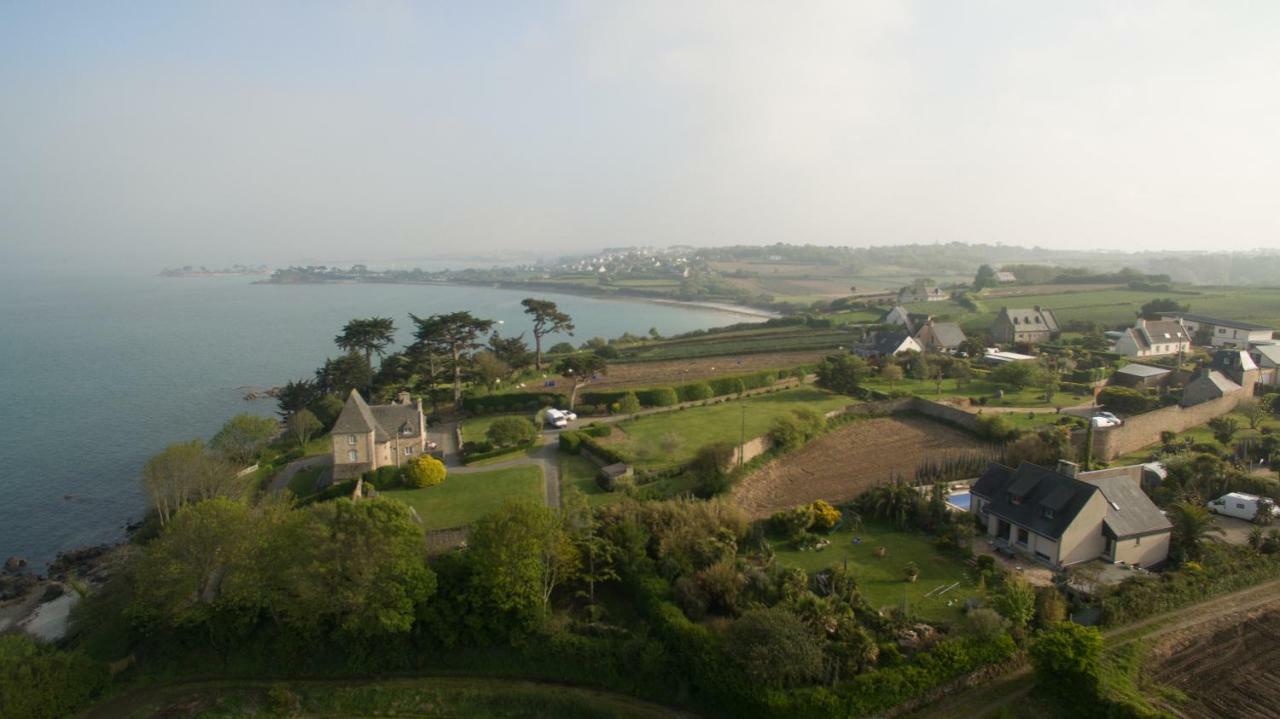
[2,1,1278,271]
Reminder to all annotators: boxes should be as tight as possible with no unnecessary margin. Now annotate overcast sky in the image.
[2,1,1278,271]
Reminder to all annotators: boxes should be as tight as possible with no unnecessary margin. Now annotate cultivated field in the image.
[586,350,831,389]
[1149,608,1280,718]
[733,416,992,518]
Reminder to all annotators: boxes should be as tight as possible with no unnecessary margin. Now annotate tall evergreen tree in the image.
[521,298,575,371]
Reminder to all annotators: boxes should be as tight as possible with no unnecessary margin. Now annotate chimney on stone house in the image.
[397,390,412,405]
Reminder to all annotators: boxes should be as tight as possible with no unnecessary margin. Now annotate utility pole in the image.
[739,403,747,468]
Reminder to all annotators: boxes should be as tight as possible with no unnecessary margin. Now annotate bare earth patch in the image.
[733,416,990,518]
[1148,606,1280,718]
[587,351,829,390]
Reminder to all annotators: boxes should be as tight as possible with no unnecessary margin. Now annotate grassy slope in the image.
[607,388,853,468]
[560,454,622,507]
[461,414,539,444]
[771,522,979,623]
[383,465,543,530]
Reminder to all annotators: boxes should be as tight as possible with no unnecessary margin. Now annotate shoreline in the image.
[257,277,781,320]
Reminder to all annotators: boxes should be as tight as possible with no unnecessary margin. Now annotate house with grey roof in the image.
[1110,363,1173,390]
[990,306,1060,345]
[1158,312,1275,348]
[880,305,933,334]
[1248,343,1280,385]
[971,460,1171,569]
[331,389,427,479]
[1112,318,1191,358]
[914,319,967,354]
[853,330,923,359]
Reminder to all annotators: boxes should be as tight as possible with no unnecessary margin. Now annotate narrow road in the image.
[906,578,1280,719]
[267,454,331,494]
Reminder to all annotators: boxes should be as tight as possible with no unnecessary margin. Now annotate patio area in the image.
[972,539,1056,587]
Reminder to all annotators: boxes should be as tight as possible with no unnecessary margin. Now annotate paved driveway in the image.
[268,454,332,494]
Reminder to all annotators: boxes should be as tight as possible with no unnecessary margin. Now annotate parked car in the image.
[1090,411,1123,428]
[543,409,568,429]
[1206,492,1280,521]
[558,409,578,422]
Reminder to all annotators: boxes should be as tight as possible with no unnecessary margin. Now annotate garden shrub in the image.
[486,416,537,447]
[636,387,679,407]
[581,423,612,438]
[402,455,446,488]
[558,431,583,454]
[975,413,1017,442]
[708,377,747,396]
[1098,386,1156,415]
[810,500,841,531]
[677,382,714,402]
[462,392,566,414]
[0,635,110,719]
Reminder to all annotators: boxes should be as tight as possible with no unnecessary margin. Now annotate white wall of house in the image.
[1112,532,1170,568]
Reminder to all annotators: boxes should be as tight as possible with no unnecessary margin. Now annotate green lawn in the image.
[559,454,623,507]
[859,376,1089,408]
[771,522,979,624]
[461,414,539,443]
[605,388,854,468]
[383,465,543,530]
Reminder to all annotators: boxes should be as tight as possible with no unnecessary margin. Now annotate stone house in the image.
[1158,312,1274,348]
[853,331,923,359]
[990,307,1060,345]
[1111,318,1191,358]
[331,389,427,480]
[914,319,967,354]
[971,460,1171,570]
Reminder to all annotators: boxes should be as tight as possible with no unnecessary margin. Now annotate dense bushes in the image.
[486,417,538,447]
[0,635,109,719]
[1099,545,1280,625]
[1098,386,1156,415]
[462,392,566,414]
[677,382,715,402]
[636,387,679,407]
[402,456,446,488]
[974,413,1017,442]
[559,430,631,465]
[581,370,786,411]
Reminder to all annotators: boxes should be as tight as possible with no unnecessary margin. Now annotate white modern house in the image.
[1159,312,1274,348]
[1111,319,1192,358]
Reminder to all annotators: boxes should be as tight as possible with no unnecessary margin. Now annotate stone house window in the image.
[347,435,357,445]
[347,450,358,461]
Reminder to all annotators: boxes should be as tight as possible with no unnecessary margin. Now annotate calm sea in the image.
[0,273,751,568]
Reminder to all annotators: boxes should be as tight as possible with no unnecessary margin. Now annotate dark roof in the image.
[1252,344,1280,367]
[1160,312,1273,332]
[971,462,1098,541]
[1085,474,1173,539]
[1210,349,1258,374]
[866,331,915,356]
[332,389,420,441]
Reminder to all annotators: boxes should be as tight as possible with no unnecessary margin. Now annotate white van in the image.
[1206,492,1280,522]
[544,409,568,429]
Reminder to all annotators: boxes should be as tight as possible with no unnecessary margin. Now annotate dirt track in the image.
[732,416,990,518]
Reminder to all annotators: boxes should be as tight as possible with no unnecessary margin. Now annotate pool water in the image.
[946,492,972,510]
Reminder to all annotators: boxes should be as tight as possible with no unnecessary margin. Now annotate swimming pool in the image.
[946,492,972,510]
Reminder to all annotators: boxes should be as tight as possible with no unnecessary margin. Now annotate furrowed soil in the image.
[587,350,829,389]
[1148,605,1280,718]
[733,416,990,518]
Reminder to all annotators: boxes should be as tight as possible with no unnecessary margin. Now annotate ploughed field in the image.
[1149,608,1280,718]
[733,416,990,518]
[584,350,830,389]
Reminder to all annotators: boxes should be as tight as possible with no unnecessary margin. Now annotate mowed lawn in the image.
[383,465,543,530]
[559,454,623,507]
[857,376,1085,408]
[772,522,979,624]
[604,388,854,468]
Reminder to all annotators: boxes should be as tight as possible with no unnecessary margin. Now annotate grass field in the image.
[858,376,1091,408]
[383,465,543,530]
[461,414,538,443]
[771,522,979,623]
[560,454,623,507]
[82,677,685,719]
[602,388,854,468]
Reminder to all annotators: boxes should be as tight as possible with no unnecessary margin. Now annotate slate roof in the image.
[1084,474,1173,539]
[331,389,420,441]
[1124,319,1190,351]
[971,462,1098,541]
[1115,364,1172,378]
[1211,349,1258,374]
[999,307,1060,333]
[1252,344,1280,367]
[922,321,966,348]
[1160,312,1273,332]
[1186,370,1242,399]
[865,331,916,356]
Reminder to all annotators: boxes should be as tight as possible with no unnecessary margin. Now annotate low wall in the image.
[837,396,980,432]
[1080,391,1244,461]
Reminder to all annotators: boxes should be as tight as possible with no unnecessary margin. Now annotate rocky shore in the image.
[0,543,131,641]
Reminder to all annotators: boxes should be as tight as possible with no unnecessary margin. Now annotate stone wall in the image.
[836,396,981,432]
[1080,391,1244,461]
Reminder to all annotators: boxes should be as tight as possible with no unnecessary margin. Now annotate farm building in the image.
[990,306,1060,345]
[1111,318,1191,358]
[1158,312,1274,348]
[1110,363,1173,389]
[971,460,1171,570]
[982,348,1038,366]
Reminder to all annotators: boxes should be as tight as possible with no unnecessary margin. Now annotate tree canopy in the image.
[522,298,575,370]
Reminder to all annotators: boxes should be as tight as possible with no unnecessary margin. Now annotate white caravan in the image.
[1206,492,1280,522]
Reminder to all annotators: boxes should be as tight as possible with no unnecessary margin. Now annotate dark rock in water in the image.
[41,583,65,602]
[47,545,111,581]
[3,557,26,573]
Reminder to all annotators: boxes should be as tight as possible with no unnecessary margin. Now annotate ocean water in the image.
[0,273,751,568]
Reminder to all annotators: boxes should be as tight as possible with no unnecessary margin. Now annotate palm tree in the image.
[335,317,397,367]
[1170,501,1224,561]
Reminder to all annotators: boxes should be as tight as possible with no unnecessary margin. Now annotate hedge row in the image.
[579,369,790,410]
[461,392,568,414]
[560,430,630,465]
[462,441,534,465]
[1100,547,1280,625]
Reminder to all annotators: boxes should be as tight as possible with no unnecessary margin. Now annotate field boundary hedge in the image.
[580,369,798,410]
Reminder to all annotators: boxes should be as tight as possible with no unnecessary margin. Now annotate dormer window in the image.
[1013,317,1020,325]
